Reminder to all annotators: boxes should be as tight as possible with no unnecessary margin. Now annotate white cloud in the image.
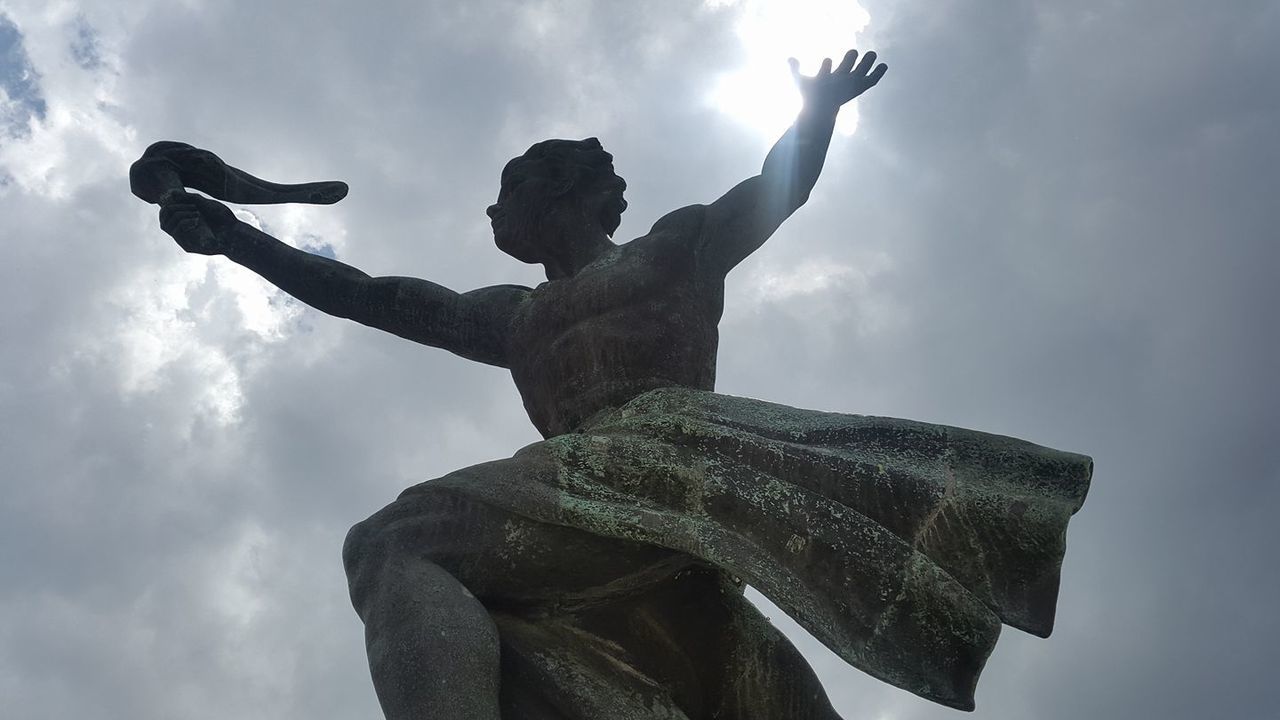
[2,1,1278,719]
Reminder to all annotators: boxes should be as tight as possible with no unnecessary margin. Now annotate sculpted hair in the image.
[505,138,628,236]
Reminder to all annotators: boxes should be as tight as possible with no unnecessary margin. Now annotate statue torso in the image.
[506,209,723,437]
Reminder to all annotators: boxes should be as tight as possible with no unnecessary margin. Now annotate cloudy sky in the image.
[2,0,1277,718]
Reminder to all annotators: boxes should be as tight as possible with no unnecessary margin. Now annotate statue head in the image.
[487,138,627,263]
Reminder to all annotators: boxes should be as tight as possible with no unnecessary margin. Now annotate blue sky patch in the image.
[301,236,338,259]
[69,16,103,71]
[0,14,47,137]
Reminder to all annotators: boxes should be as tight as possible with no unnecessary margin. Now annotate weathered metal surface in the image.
[138,46,1094,720]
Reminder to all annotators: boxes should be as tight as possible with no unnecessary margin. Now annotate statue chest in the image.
[505,236,723,435]
[508,236,709,358]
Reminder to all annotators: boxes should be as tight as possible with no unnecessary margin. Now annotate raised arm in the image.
[697,49,887,277]
[159,192,525,368]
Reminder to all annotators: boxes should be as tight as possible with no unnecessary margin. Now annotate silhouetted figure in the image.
[134,49,1091,719]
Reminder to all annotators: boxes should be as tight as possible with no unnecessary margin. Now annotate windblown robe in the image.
[407,388,1092,716]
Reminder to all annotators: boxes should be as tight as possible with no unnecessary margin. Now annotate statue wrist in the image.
[800,96,842,117]
[216,221,250,259]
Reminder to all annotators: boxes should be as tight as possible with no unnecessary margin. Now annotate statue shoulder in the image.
[621,204,709,264]
[463,283,532,316]
[645,204,707,239]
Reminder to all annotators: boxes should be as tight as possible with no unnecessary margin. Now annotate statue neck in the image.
[542,230,616,280]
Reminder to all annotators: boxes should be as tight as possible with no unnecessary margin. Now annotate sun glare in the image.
[710,0,872,141]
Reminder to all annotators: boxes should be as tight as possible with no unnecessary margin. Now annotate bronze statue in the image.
[133,49,1091,719]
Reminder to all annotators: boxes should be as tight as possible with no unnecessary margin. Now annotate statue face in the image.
[487,165,561,263]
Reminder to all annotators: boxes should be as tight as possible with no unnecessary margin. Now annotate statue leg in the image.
[713,589,845,720]
[349,446,847,719]
[569,567,844,720]
[344,504,502,720]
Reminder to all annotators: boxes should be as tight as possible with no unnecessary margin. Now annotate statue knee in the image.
[343,515,392,610]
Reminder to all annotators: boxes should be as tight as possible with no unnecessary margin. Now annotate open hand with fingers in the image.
[789,49,888,111]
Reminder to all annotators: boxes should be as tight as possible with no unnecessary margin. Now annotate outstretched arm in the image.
[697,49,887,276]
[160,193,524,367]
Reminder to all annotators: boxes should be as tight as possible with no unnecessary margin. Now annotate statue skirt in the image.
[394,387,1092,716]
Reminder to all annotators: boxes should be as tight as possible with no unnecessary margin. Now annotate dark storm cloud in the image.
[1,1,1277,719]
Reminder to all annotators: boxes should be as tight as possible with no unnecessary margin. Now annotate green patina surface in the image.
[424,387,1092,714]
